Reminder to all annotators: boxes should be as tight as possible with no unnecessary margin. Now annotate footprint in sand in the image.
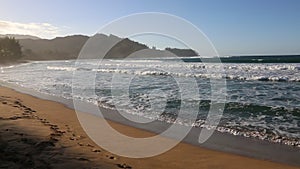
[117,163,132,169]
[106,155,117,160]
[92,148,101,153]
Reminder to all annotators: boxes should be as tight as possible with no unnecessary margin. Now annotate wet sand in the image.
[0,86,299,169]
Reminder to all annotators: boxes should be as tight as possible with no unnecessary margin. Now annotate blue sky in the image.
[0,0,299,55]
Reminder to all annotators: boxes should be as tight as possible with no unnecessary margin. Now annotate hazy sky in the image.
[0,0,299,55]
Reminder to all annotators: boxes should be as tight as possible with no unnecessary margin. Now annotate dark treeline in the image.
[0,37,22,63]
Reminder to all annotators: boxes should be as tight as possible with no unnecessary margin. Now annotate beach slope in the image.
[0,86,299,169]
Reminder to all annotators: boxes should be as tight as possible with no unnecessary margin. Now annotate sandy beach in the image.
[0,86,299,169]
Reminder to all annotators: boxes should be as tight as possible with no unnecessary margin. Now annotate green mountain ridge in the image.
[0,34,198,62]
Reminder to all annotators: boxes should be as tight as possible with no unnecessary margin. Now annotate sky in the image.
[0,0,299,55]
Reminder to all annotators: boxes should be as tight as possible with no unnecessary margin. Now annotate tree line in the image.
[0,37,22,62]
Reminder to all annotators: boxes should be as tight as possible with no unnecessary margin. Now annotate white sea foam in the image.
[45,62,300,82]
[47,66,76,71]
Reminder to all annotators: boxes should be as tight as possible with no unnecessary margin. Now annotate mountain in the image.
[1,34,197,61]
[20,35,89,60]
[19,34,151,60]
[0,34,40,40]
[105,36,149,58]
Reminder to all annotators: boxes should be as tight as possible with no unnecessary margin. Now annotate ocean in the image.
[0,56,299,147]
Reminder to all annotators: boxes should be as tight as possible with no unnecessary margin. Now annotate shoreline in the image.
[0,84,299,168]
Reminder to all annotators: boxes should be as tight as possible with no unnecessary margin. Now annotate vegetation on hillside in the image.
[105,38,148,58]
[165,47,198,57]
